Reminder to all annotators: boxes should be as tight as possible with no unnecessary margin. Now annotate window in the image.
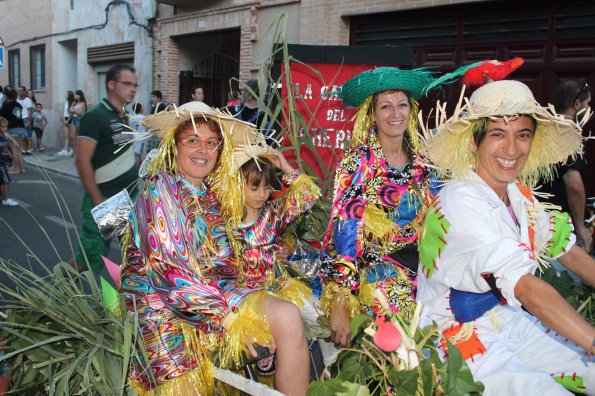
[30,45,45,90]
[8,49,20,88]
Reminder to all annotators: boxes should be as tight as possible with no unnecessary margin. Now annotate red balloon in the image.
[373,317,402,353]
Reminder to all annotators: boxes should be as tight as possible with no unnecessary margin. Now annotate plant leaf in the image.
[443,340,485,395]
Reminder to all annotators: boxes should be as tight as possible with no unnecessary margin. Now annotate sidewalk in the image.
[22,148,78,178]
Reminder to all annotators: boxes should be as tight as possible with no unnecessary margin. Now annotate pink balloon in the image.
[373,317,402,352]
[102,256,121,287]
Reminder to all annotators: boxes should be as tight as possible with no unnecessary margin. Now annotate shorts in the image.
[23,124,33,140]
[33,127,43,140]
[133,140,146,157]
[0,163,10,186]
[7,127,27,139]
[64,116,72,125]
[71,117,81,127]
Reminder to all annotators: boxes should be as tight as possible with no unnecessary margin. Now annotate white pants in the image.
[299,294,339,368]
[466,305,594,395]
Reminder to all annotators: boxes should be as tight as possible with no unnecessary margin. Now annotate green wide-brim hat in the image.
[341,67,437,107]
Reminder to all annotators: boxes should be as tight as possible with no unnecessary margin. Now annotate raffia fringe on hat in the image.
[421,81,588,187]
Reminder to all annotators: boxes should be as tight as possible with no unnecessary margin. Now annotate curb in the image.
[22,152,79,179]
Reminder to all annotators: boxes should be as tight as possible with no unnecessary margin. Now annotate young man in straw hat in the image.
[417,80,595,395]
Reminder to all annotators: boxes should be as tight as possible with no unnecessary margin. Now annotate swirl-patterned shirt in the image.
[236,172,319,290]
[121,172,256,387]
[320,131,439,316]
[122,172,254,333]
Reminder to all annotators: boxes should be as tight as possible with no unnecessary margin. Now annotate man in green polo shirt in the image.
[69,64,139,273]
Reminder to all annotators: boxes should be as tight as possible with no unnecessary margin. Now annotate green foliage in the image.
[310,315,484,395]
[285,196,331,242]
[308,378,369,396]
[350,314,372,339]
[441,341,484,396]
[245,12,336,242]
[0,259,139,395]
[540,265,595,326]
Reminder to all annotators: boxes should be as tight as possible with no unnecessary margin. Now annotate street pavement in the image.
[0,150,119,292]
[22,147,78,178]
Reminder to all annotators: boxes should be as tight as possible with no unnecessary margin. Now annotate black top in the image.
[235,106,264,126]
[150,101,167,114]
[0,101,24,129]
[538,155,588,213]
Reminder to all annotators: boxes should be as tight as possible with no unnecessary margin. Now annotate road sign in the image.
[0,47,4,70]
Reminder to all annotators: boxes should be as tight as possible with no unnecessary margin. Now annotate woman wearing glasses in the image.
[120,101,309,395]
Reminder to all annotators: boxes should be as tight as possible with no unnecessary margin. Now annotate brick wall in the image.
[154,5,256,101]
[0,0,52,107]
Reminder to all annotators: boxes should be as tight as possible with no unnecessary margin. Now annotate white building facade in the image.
[0,0,154,148]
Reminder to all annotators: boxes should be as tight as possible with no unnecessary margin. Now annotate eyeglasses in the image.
[178,137,221,151]
[117,81,140,88]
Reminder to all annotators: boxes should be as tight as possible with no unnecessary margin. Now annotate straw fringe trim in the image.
[217,291,273,369]
[319,282,362,319]
[421,85,586,187]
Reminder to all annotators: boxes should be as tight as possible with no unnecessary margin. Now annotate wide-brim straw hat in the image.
[426,80,585,185]
[141,101,270,172]
[341,67,437,107]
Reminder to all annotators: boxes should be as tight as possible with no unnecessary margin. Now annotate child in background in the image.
[32,103,47,152]
[0,117,19,207]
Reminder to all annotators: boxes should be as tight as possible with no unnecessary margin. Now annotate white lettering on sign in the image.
[298,127,352,150]
[320,85,342,101]
[326,109,346,122]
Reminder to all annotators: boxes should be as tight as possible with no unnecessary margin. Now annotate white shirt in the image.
[417,172,575,329]
[17,97,34,120]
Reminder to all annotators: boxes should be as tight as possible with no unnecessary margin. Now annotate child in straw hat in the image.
[417,80,595,395]
[232,152,341,367]
[120,101,309,395]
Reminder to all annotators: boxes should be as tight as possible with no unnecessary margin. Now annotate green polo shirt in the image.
[78,98,138,197]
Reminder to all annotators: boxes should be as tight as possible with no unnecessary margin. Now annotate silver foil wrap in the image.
[138,148,159,179]
[91,189,133,240]
[286,240,322,282]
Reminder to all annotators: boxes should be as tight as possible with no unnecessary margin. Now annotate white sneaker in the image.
[57,149,68,156]
[2,198,19,207]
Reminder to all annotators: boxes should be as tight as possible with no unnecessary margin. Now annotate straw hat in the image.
[341,67,438,148]
[341,67,438,107]
[141,101,270,173]
[426,80,585,185]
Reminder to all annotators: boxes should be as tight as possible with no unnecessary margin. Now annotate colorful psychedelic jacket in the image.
[121,171,260,390]
[235,171,320,293]
[319,131,439,318]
